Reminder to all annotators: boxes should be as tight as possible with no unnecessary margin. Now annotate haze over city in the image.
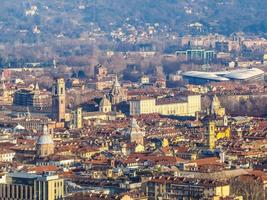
[0,1,266,200]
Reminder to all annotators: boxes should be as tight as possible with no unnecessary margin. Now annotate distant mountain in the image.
[0,0,266,43]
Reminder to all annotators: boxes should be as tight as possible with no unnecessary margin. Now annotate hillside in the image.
[0,0,266,43]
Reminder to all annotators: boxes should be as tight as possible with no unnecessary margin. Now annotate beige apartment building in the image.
[0,150,15,162]
[145,176,235,200]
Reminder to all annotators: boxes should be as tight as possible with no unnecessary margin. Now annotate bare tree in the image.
[230,175,265,200]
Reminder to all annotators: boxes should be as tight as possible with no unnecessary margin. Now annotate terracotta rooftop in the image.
[27,165,60,173]
[148,176,228,187]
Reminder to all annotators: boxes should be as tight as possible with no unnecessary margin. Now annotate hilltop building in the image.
[176,49,216,64]
[94,64,108,80]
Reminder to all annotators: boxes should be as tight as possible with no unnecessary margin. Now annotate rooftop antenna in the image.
[43,125,48,135]
[35,81,40,91]
[53,58,57,69]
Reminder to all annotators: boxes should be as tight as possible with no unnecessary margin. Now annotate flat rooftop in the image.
[9,172,40,179]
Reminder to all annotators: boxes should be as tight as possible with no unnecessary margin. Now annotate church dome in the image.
[36,125,55,157]
[37,134,54,145]
[37,125,54,145]
[100,96,111,107]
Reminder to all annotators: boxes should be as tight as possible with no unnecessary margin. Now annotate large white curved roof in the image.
[183,68,264,81]
[182,71,229,81]
[224,68,264,80]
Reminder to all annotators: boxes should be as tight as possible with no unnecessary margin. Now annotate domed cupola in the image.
[36,125,54,157]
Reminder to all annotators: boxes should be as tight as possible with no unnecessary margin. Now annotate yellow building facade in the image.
[214,185,230,197]
[0,82,13,105]
[216,127,231,140]
[264,54,267,64]
[35,175,64,200]
[0,173,64,200]
[135,144,145,152]
[205,121,231,150]
[206,121,216,150]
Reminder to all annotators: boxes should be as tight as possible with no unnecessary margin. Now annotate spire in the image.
[129,118,145,146]
[102,94,109,104]
[213,94,219,104]
[109,74,126,105]
[130,118,143,135]
[2,81,6,90]
[103,94,109,100]
[43,125,48,135]
[131,118,138,129]
[26,107,31,120]
[35,82,39,91]
[211,94,220,114]
[162,138,169,148]
[114,75,121,88]
[110,75,122,96]
[34,82,40,95]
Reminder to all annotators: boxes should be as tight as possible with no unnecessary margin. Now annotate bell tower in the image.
[52,78,66,122]
[205,121,216,150]
[129,118,145,146]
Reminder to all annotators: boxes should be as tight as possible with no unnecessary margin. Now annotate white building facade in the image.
[129,95,201,116]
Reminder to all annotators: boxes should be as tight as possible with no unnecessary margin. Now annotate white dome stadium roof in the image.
[224,68,264,80]
[183,68,264,81]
